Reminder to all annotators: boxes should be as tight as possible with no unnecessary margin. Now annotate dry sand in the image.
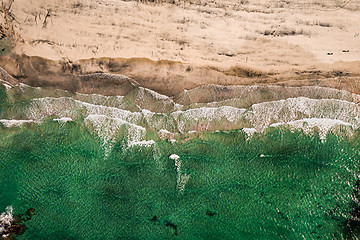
[1,0,360,96]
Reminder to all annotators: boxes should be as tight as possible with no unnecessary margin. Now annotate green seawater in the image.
[1,120,360,239]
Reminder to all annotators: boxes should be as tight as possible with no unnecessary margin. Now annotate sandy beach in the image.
[0,0,359,97]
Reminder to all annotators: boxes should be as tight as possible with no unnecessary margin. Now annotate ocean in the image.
[1,120,359,239]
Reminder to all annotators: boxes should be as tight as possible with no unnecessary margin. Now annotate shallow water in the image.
[0,120,359,239]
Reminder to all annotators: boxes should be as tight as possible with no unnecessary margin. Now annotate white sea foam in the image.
[159,129,170,134]
[0,206,13,236]
[53,117,73,123]
[1,83,12,90]
[26,97,143,124]
[158,129,173,139]
[171,106,246,132]
[169,154,180,160]
[169,154,189,193]
[269,118,353,139]
[177,173,190,193]
[247,97,360,131]
[84,114,147,156]
[26,97,84,120]
[0,119,34,127]
[242,128,257,137]
[128,140,155,147]
[78,100,143,123]
[74,92,124,108]
[85,114,146,142]
[7,90,360,139]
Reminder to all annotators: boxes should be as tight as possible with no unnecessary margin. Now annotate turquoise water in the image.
[1,119,360,239]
